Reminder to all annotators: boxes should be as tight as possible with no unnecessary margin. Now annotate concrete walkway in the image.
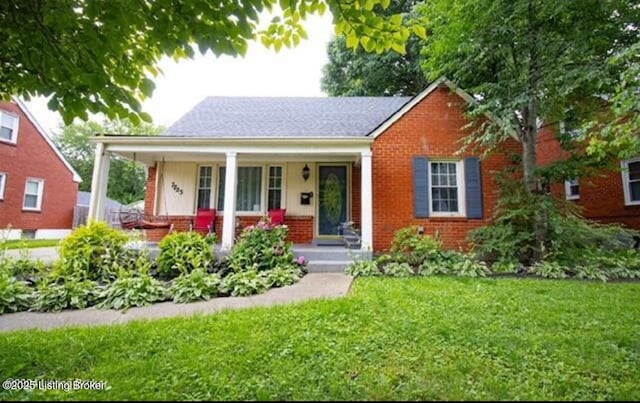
[0,273,353,333]
[4,247,59,264]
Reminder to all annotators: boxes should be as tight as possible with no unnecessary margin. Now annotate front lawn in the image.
[1,239,60,250]
[1,277,639,400]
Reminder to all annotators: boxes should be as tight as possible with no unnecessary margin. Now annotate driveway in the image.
[4,247,59,264]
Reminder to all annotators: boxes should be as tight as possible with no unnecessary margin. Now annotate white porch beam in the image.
[360,149,373,252]
[88,143,111,221]
[221,152,238,251]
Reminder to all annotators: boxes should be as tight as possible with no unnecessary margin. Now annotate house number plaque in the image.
[171,181,184,195]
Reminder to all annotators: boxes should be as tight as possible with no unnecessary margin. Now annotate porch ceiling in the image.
[112,151,361,165]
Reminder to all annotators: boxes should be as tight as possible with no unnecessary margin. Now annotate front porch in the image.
[88,137,374,252]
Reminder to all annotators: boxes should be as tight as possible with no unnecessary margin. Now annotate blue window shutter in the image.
[413,157,429,218]
[464,157,483,219]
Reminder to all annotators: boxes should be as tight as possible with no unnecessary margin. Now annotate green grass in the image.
[1,239,60,250]
[1,277,639,400]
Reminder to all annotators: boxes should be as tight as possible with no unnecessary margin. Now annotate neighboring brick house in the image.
[537,126,640,230]
[88,77,521,252]
[0,99,82,240]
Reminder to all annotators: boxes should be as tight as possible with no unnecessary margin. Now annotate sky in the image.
[25,13,335,137]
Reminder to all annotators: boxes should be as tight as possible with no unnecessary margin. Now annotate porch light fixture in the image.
[302,164,310,181]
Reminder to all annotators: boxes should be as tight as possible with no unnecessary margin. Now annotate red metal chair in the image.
[268,208,286,225]
[191,208,216,235]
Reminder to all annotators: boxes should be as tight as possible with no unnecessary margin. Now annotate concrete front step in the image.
[306,260,352,273]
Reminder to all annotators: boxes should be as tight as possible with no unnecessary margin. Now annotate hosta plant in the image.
[528,261,569,279]
[345,260,381,277]
[97,271,168,311]
[169,269,221,303]
[451,257,490,278]
[220,269,268,297]
[32,278,100,312]
[264,265,302,288]
[0,270,33,314]
[382,262,415,277]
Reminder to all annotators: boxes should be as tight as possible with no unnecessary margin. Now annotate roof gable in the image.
[13,98,82,183]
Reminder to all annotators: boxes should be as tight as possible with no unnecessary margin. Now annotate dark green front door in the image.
[318,165,348,236]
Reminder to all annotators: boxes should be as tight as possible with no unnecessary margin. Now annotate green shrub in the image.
[9,258,48,278]
[97,272,168,310]
[228,219,297,273]
[264,265,302,288]
[382,262,415,277]
[220,269,268,297]
[32,278,100,312]
[157,232,216,279]
[389,226,443,267]
[345,260,381,277]
[169,269,221,303]
[0,270,33,314]
[528,261,569,279]
[469,175,639,266]
[56,221,130,282]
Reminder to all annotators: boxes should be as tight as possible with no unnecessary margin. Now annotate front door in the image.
[318,165,348,236]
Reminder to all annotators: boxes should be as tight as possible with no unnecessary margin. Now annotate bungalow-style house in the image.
[537,128,640,230]
[0,99,82,240]
[89,77,521,253]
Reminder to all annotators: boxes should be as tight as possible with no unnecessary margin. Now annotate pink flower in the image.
[296,256,308,266]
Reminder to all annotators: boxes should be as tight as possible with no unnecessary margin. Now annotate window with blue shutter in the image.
[464,157,483,219]
[413,157,429,218]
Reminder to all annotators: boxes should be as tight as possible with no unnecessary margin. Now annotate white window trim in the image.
[0,110,20,145]
[565,178,580,200]
[23,178,44,211]
[216,164,287,215]
[428,160,466,218]
[0,172,6,200]
[195,164,215,211]
[266,165,286,211]
[621,158,640,206]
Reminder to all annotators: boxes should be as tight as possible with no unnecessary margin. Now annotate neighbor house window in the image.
[0,172,6,200]
[196,166,213,209]
[0,111,19,144]
[23,178,44,211]
[622,158,640,206]
[565,178,580,200]
[217,166,263,212]
[267,166,283,210]
[429,161,465,216]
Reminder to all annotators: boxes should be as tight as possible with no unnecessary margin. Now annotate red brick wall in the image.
[536,126,640,230]
[144,214,314,244]
[372,86,520,251]
[144,164,157,215]
[0,102,78,231]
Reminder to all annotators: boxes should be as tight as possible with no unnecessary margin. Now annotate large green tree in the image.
[419,0,639,192]
[0,0,423,123]
[55,120,163,204]
[321,0,427,96]
[418,0,639,260]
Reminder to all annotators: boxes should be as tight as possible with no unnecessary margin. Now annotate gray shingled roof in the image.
[162,96,411,138]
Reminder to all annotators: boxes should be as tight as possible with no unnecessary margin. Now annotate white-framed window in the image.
[429,160,465,217]
[622,158,640,206]
[23,178,44,211]
[0,110,19,144]
[196,165,213,209]
[267,165,284,210]
[216,164,286,213]
[565,178,580,200]
[0,172,6,200]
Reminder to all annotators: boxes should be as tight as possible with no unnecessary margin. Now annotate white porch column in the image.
[88,142,111,221]
[221,152,238,251]
[360,149,373,251]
